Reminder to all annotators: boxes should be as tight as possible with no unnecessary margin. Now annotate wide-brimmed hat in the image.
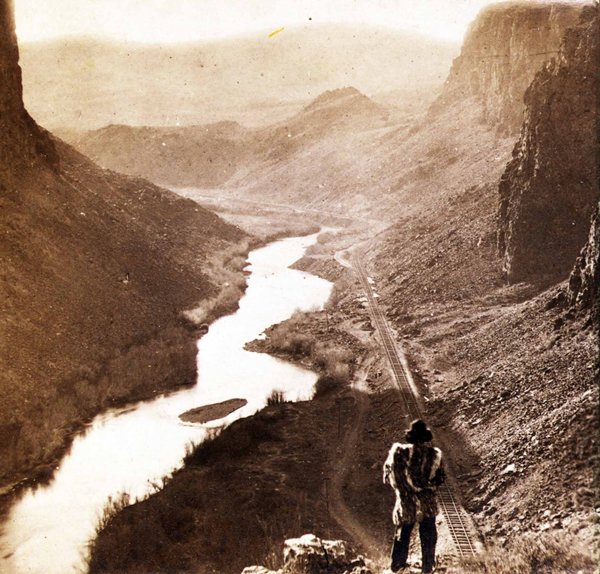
[405,419,433,443]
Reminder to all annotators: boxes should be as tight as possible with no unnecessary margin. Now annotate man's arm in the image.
[383,443,399,485]
[429,447,446,487]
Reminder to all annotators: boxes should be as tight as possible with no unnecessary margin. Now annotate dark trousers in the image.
[391,516,437,572]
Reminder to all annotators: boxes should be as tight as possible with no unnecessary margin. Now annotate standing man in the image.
[383,419,445,573]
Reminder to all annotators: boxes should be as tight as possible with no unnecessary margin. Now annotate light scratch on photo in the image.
[268,26,285,39]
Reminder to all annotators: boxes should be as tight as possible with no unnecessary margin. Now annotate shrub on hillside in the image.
[314,348,352,397]
[326,274,351,309]
[184,283,245,325]
[313,343,353,374]
[267,389,286,406]
[186,411,284,466]
[455,533,596,574]
[265,313,315,358]
[314,375,340,397]
[260,313,356,398]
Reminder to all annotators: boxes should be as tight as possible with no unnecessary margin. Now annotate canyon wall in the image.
[0,1,244,483]
[431,2,582,135]
[0,0,57,170]
[497,4,599,285]
[568,204,599,314]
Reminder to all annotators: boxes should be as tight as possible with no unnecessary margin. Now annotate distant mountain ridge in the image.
[70,86,391,192]
[72,121,252,188]
[19,25,458,130]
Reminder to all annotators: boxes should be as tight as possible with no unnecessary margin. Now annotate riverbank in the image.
[85,225,405,574]
[87,266,401,574]
[0,235,251,512]
[0,215,331,510]
[85,238,463,573]
[1,229,336,574]
[0,322,198,511]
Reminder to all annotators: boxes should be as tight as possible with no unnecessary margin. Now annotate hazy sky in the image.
[14,0,503,44]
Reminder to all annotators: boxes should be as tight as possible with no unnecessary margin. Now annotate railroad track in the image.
[352,254,478,558]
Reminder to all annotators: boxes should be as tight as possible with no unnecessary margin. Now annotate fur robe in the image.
[383,442,445,525]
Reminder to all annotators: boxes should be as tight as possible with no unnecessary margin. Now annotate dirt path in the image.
[329,371,383,556]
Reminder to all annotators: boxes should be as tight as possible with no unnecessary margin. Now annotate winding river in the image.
[0,232,332,574]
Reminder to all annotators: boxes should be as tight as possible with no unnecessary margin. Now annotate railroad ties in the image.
[352,254,478,559]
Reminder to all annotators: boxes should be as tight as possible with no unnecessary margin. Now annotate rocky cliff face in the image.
[431,2,582,135]
[497,4,599,285]
[0,0,56,170]
[568,204,599,314]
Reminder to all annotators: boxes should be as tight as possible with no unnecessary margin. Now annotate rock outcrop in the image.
[301,87,388,122]
[497,4,599,285]
[567,204,599,315]
[0,0,57,170]
[242,534,370,574]
[431,2,582,135]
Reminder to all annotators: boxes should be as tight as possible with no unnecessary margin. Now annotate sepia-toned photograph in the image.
[0,0,598,572]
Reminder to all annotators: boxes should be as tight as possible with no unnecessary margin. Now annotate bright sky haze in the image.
[15,0,502,44]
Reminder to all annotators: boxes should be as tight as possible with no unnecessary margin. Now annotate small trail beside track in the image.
[329,384,382,555]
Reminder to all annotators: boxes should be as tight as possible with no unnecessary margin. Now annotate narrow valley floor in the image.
[88,221,596,574]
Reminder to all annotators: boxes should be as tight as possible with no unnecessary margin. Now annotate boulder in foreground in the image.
[242,533,371,574]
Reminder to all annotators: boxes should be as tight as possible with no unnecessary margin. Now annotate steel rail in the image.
[352,254,478,558]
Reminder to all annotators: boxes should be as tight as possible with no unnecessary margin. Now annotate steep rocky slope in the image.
[0,2,245,485]
[224,86,393,212]
[372,1,599,550]
[430,2,582,135]
[497,4,599,285]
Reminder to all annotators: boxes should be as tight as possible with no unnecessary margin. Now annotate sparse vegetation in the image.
[260,311,316,358]
[250,310,357,397]
[88,401,354,574]
[184,241,250,325]
[451,533,597,574]
[88,286,371,574]
[185,410,284,467]
[267,389,286,406]
[94,493,132,535]
[1,105,249,486]
[184,283,246,325]
[313,345,353,397]
[326,277,349,310]
[314,373,343,397]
